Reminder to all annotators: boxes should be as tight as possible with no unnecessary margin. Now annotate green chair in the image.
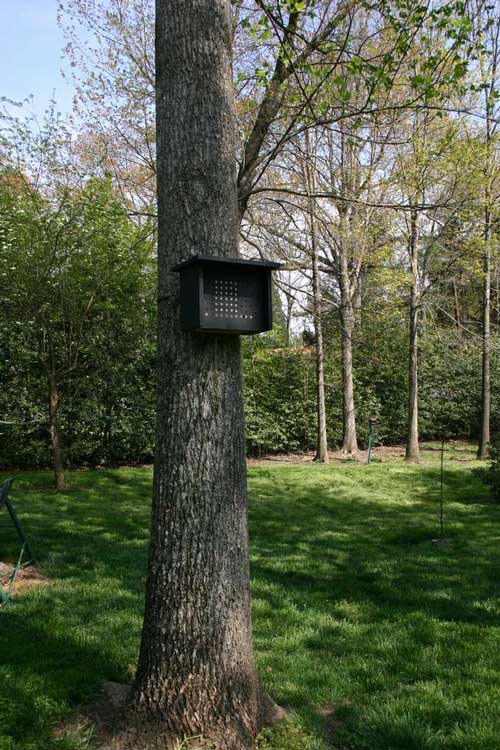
[0,478,36,606]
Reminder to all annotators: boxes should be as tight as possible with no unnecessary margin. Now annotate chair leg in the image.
[6,501,36,564]
[0,583,10,606]
[7,543,26,596]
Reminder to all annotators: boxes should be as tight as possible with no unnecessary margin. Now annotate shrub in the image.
[485,434,500,501]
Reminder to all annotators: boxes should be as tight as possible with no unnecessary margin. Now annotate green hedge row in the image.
[0,327,497,468]
[242,328,499,455]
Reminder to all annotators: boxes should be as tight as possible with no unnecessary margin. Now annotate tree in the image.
[0,136,153,488]
[467,1,500,458]
[304,129,329,462]
[59,0,156,216]
[55,0,486,745]
[130,2,281,748]
[61,0,474,220]
[234,1,475,458]
[389,107,478,461]
[0,167,80,489]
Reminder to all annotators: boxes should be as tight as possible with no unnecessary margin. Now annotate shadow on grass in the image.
[251,466,500,621]
[1,469,152,582]
[0,470,151,747]
[248,463,500,748]
[1,463,500,750]
[417,466,495,506]
[0,585,140,748]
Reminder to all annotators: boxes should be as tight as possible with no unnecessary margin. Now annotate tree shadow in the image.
[0,592,134,748]
[2,464,499,750]
[249,465,500,747]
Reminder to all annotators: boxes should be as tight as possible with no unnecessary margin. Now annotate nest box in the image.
[172,255,281,334]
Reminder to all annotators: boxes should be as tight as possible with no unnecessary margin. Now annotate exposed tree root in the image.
[55,682,286,750]
[256,681,287,731]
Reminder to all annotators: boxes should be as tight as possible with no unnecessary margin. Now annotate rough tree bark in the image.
[131,2,281,749]
[406,210,420,463]
[48,374,65,491]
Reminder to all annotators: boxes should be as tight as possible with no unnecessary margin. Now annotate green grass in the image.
[1,445,500,750]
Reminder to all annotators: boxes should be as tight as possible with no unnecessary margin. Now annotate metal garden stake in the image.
[367,416,377,464]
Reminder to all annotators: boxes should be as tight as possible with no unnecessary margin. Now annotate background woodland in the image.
[1,0,499,475]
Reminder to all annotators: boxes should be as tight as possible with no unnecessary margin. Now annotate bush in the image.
[243,344,318,455]
[485,434,500,501]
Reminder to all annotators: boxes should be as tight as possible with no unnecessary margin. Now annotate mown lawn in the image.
[1,445,500,750]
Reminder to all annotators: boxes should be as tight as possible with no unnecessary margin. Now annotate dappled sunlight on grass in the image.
[0,468,150,749]
[248,459,500,748]
[0,453,499,749]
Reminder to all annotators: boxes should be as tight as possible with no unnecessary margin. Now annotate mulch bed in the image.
[248,445,406,465]
[0,561,52,594]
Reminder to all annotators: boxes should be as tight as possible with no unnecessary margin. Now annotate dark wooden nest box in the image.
[173,255,281,334]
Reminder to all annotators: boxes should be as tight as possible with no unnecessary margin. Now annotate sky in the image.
[0,0,75,118]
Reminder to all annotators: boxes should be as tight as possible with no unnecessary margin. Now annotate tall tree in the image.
[469,1,500,458]
[406,207,421,461]
[0,166,152,488]
[59,0,156,215]
[131,2,280,748]
[304,129,329,462]
[391,108,475,461]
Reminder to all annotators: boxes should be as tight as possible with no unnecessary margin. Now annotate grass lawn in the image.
[1,444,500,749]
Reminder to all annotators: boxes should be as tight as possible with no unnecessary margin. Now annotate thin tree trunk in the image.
[104,404,114,464]
[312,232,329,463]
[353,274,362,320]
[478,208,491,459]
[406,211,420,463]
[48,374,64,490]
[304,130,329,463]
[285,293,293,345]
[453,277,462,339]
[282,287,294,346]
[132,3,280,748]
[339,255,358,455]
[496,266,499,329]
[477,10,497,458]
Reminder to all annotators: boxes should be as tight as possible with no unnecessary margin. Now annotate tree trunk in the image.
[48,374,65,491]
[453,277,462,339]
[477,20,497,459]
[406,211,420,463]
[339,255,358,455]
[304,130,329,463]
[132,3,279,748]
[285,293,293,346]
[478,209,491,459]
[312,236,329,463]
